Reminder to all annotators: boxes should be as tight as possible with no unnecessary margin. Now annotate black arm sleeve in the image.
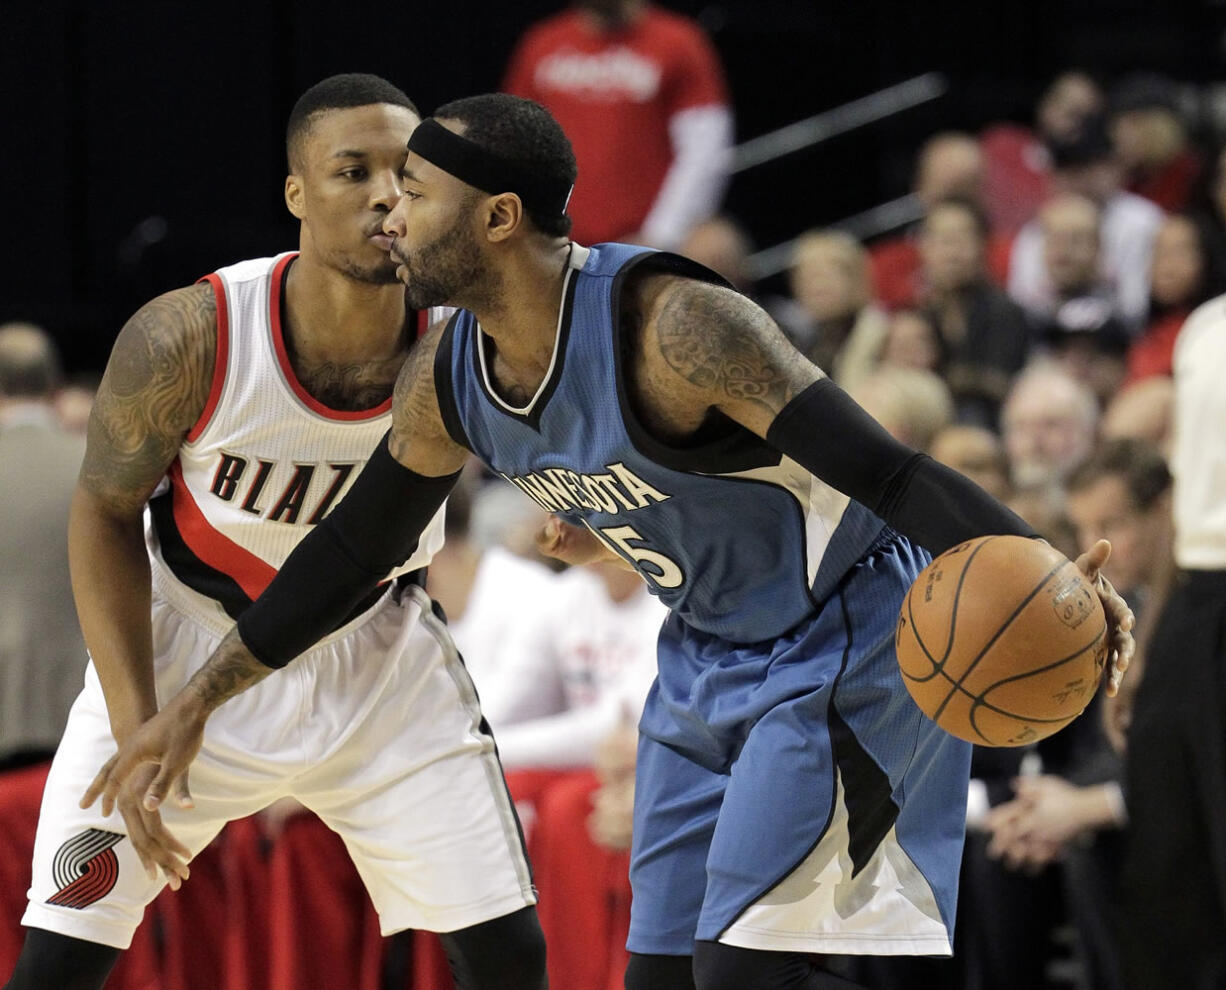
[765,377,1036,555]
[236,433,460,669]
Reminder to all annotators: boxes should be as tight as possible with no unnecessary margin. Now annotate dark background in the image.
[4,0,1225,375]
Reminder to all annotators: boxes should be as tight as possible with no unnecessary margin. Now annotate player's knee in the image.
[624,952,697,990]
[3,927,120,990]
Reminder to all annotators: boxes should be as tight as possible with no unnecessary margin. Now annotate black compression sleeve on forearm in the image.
[765,377,1036,555]
[236,434,460,668]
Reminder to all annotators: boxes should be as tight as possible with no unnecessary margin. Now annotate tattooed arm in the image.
[639,275,1134,695]
[71,284,216,745]
[635,274,822,437]
[81,323,470,822]
[71,284,215,886]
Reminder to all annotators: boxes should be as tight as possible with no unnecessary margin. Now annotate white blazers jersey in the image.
[146,252,446,624]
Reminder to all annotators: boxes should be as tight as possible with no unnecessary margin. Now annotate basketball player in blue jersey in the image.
[4,79,546,990]
[85,94,1136,990]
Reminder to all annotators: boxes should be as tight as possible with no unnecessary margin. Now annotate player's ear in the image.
[285,175,306,220]
[485,193,523,243]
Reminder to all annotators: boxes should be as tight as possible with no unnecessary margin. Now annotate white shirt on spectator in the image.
[479,565,666,770]
[1007,190,1164,328]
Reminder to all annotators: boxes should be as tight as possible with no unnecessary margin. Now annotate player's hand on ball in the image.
[1073,539,1135,697]
[80,693,206,887]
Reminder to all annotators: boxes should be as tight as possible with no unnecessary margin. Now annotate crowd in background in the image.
[2,1,1223,987]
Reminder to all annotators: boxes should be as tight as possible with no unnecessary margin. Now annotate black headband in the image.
[407,118,573,219]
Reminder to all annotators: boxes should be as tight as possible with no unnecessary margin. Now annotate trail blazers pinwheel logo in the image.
[47,829,124,908]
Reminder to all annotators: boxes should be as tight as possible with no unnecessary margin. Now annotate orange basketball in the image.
[895,535,1109,747]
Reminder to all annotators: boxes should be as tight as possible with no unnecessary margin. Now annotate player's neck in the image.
[468,241,574,371]
[283,254,409,365]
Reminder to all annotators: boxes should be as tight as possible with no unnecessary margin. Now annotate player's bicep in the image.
[81,284,217,514]
[650,278,821,438]
[387,321,469,477]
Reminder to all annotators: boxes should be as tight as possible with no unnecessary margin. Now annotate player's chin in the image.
[354,259,404,286]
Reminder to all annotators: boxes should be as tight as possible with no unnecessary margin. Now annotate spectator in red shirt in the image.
[503,0,732,249]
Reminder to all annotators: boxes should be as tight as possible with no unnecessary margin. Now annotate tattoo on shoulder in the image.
[654,280,808,416]
[81,284,217,511]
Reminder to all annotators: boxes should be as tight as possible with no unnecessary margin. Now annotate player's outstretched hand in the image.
[1074,539,1135,698]
[80,693,205,888]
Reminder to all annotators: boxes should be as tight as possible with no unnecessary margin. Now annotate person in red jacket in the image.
[503,0,732,249]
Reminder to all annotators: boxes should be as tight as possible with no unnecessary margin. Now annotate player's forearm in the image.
[68,487,159,744]
[766,377,1035,555]
[180,629,273,717]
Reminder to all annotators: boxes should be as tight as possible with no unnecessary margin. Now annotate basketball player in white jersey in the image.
[2,75,546,990]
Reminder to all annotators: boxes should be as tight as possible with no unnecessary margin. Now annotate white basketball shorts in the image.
[22,576,535,949]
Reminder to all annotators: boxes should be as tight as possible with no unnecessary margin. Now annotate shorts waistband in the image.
[149,557,426,645]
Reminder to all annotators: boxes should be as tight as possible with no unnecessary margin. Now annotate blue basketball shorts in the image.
[628,531,971,956]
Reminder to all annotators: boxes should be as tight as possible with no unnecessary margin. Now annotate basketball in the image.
[895,535,1109,747]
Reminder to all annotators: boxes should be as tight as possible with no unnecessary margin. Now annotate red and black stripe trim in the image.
[150,459,394,624]
[47,829,124,909]
[187,272,231,443]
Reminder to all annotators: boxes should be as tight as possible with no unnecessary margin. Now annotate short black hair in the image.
[1066,437,1172,510]
[287,73,418,171]
[433,94,578,237]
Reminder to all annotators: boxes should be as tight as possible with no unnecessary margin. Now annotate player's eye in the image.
[339,167,367,181]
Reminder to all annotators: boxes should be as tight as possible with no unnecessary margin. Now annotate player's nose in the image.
[384,198,407,236]
[370,169,402,213]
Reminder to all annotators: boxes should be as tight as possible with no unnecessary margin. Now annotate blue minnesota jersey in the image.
[435,243,885,644]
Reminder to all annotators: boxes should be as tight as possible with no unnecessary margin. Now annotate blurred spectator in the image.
[1123,213,1217,385]
[678,214,755,294]
[847,365,954,451]
[879,307,942,374]
[0,323,105,984]
[1031,193,1131,406]
[503,0,732,249]
[0,322,87,767]
[981,70,1105,236]
[916,197,1032,425]
[1008,113,1165,329]
[480,561,663,771]
[1066,438,1173,610]
[1187,143,1226,288]
[869,133,1013,307]
[1036,193,1110,309]
[428,477,560,691]
[53,381,96,434]
[1000,360,1099,492]
[929,424,1012,501]
[1108,72,1202,212]
[1100,376,1174,454]
[770,229,888,390]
